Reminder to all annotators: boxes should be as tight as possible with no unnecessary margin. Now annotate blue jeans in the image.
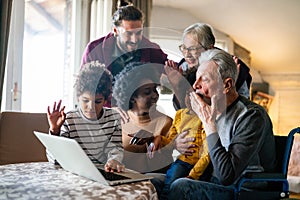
[160,159,193,200]
[168,177,235,200]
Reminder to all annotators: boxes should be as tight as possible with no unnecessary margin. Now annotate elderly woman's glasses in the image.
[179,44,205,54]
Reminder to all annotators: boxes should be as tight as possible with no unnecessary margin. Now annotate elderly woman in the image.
[166,23,252,110]
[112,62,173,173]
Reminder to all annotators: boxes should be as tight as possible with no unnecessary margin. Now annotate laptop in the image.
[33,131,152,186]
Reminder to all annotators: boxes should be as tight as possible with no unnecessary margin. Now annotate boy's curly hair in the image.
[75,61,112,99]
[112,62,162,111]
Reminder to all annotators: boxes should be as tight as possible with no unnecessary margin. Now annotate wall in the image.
[150,6,300,135]
[150,6,234,55]
[266,77,300,135]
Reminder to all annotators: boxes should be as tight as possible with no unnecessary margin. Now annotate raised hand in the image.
[47,100,66,135]
[165,60,180,72]
[189,92,217,136]
[232,55,241,74]
[164,60,183,87]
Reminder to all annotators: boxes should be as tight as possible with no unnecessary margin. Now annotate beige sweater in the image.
[122,109,173,173]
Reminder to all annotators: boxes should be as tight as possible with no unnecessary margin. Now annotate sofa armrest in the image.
[0,112,49,165]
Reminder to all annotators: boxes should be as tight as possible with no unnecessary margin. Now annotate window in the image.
[2,0,113,113]
[3,0,73,112]
[2,1,231,117]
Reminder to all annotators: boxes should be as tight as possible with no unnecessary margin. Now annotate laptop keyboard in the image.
[98,168,130,181]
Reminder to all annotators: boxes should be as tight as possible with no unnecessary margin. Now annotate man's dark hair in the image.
[112,5,144,27]
[117,0,133,8]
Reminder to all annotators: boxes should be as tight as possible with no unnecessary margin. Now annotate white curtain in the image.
[0,0,13,111]
[90,0,113,41]
[130,0,152,28]
[2,0,24,111]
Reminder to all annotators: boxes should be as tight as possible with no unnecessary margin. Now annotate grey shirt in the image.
[207,95,276,186]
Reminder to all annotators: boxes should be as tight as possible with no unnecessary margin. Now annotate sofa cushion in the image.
[288,135,300,176]
[0,112,49,165]
[288,134,300,194]
[288,175,300,193]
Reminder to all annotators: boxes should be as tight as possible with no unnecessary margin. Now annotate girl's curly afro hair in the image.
[112,62,163,111]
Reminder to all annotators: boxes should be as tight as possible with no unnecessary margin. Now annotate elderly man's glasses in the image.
[179,44,205,54]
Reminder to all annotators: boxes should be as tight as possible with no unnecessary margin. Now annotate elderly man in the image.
[169,48,276,199]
